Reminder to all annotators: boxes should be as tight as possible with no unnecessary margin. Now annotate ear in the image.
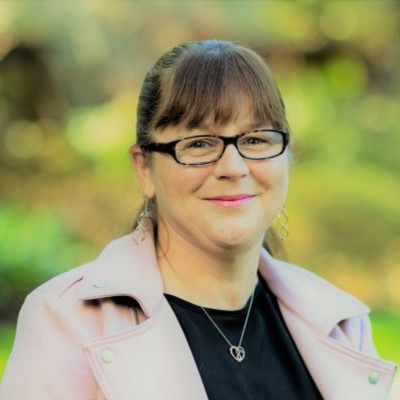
[131,145,155,199]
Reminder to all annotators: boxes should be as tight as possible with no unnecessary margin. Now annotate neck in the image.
[156,225,262,310]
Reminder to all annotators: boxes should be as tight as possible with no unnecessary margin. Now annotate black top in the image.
[165,279,323,400]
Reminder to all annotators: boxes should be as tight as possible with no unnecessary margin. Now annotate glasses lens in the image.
[176,136,222,164]
[238,130,284,159]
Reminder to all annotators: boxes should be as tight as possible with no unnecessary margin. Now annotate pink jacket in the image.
[0,234,397,400]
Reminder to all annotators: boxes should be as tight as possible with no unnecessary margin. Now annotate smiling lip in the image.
[205,194,255,208]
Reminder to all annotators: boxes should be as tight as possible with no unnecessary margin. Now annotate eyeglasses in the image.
[140,129,289,166]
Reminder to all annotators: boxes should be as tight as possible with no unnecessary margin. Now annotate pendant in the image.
[229,346,245,362]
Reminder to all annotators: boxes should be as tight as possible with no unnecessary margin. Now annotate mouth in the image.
[204,194,256,208]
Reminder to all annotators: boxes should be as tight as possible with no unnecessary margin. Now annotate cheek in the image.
[151,161,209,203]
[254,157,289,191]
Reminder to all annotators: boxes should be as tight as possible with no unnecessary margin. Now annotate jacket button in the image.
[93,281,108,288]
[368,371,380,384]
[101,350,114,363]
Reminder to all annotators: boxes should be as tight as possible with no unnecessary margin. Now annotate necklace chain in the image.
[200,288,255,362]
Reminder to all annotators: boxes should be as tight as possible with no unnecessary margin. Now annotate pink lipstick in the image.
[206,195,255,208]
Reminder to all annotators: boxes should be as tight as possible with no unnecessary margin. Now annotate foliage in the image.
[0,323,15,379]
[370,312,400,365]
[0,204,96,320]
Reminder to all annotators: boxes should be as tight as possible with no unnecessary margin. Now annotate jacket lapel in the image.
[83,300,208,400]
[258,249,370,332]
[79,234,208,400]
[259,250,397,400]
[279,304,396,400]
[78,234,163,318]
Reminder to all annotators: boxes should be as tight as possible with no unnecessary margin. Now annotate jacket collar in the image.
[78,232,163,317]
[258,249,369,334]
[78,234,369,333]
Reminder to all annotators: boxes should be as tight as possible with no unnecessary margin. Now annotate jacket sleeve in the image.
[0,290,104,400]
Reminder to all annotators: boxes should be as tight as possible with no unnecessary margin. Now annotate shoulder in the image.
[25,261,95,303]
[271,257,350,293]
[15,261,100,336]
[14,258,111,341]
[25,234,138,300]
[1,260,103,399]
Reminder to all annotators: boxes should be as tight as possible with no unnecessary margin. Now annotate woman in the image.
[0,40,396,400]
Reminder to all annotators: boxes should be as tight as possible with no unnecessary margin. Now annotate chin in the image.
[210,225,263,250]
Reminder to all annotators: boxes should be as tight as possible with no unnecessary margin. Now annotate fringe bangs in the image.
[152,44,287,133]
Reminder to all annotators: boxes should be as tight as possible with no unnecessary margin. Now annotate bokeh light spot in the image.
[319,3,358,41]
[325,57,367,97]
[4,121,44,159]
[66,97,133,160]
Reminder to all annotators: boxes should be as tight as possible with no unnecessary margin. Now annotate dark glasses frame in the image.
[140,129,289,166]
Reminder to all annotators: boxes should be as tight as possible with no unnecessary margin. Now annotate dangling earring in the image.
[132,198,150,244]
[278,207,289,241]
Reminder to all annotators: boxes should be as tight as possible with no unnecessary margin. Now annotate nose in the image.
[212,144,250,180]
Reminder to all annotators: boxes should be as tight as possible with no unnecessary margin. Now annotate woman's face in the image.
[133,112,289,253]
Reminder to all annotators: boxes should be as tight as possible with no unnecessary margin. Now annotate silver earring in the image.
[278,207,289,241]
[132,199,150,245]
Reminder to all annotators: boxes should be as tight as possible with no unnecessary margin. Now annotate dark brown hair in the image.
[134,39,289,257]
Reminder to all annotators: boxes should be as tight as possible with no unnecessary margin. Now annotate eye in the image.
[188,140,211,148]
[240,130,282,147]
[242,137,268,145]
[241,135,270,146]
[178,136,219,151]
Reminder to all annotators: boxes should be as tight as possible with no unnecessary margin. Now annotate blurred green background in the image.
[0,0,399,391]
